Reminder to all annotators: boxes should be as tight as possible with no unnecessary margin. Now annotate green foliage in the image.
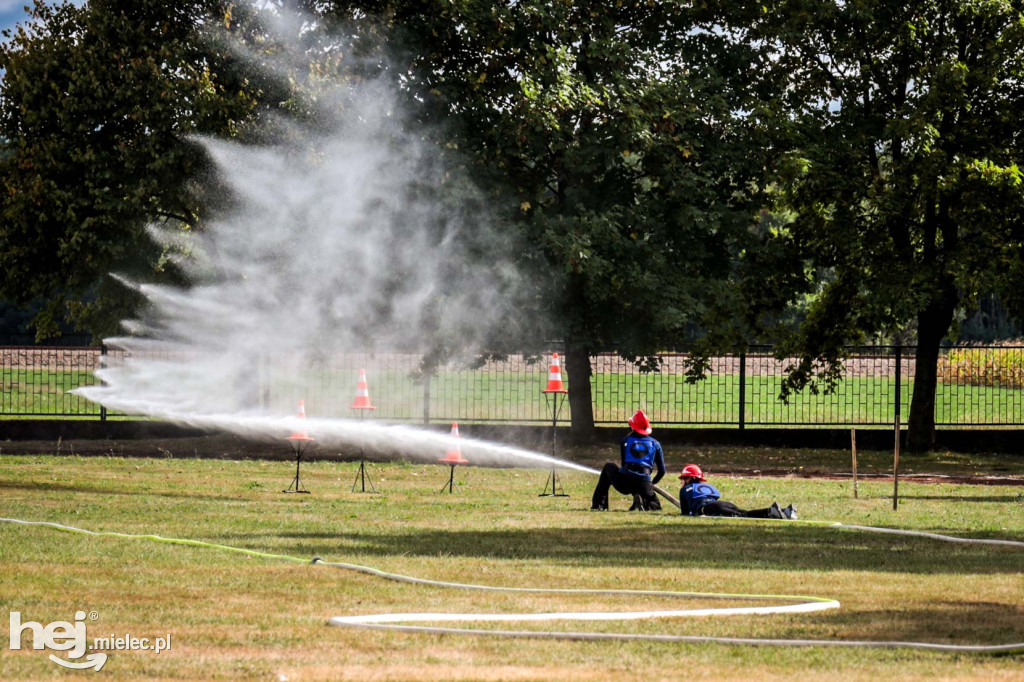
[6,0,1024,448]
[727,0,1024,447]
[383,1,770,357]
[0,0,277,339]
[956,294,1024,342]
[338,0,777,434]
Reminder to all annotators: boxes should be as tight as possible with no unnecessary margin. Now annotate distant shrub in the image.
[939,341,1024,388]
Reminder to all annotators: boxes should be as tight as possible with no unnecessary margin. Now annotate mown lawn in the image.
[0,451,1021,681]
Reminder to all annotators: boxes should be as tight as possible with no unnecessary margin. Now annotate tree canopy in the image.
[3,0,1024,447]
[731,0,1024,449]
[0,0,279,338]
[370,0,772,434]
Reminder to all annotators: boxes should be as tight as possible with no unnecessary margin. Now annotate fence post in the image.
[738,351,746,430]
[99,343,107,423]
[893,414,901,511]
[894,344,902,426]
[422,372,431,426]
[851,428,858,499]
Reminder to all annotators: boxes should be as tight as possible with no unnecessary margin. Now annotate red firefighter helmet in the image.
[679,463,705,481]
[627,409,652,435]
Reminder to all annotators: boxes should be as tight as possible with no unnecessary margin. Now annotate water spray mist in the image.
[73,16,574,473]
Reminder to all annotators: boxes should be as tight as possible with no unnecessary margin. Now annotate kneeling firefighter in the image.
[590,409,666,511]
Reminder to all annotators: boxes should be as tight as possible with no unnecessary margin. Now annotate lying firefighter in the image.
[678,463,797,519]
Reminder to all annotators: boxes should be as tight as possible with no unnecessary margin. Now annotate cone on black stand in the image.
[439,423,469,493]
[284,400,314,494]
[540,353,569,497]
[350,369,378,494]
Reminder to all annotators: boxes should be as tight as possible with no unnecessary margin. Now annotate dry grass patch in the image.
[0,453,1020,680]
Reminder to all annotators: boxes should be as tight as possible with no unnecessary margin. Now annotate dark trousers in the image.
[698,500,774,518]
[591,463,661,510]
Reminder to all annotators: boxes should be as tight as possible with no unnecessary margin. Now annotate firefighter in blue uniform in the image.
[678,464,796,519]
[591,410,666,511]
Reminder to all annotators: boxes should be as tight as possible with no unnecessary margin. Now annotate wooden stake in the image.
[851,428,858,499]
[893,416,900,511]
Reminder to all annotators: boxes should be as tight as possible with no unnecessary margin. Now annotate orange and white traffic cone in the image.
[287,400,315,442]
[542,353,568,394]
[439,422,469,464]
[439,422,468,493]
[350,369,376,410]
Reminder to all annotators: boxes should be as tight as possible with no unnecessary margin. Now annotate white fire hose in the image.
[2,517,1021,654]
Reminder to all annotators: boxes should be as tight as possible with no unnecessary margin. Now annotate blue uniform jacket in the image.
[619,432,666,484]
[680,481,722,515]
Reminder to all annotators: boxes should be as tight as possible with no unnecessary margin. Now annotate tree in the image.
[739,0,1024,450]
[0,0,278,339]
[354,0,771,438]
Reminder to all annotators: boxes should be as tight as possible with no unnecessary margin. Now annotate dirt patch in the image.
[716,468,1024,486]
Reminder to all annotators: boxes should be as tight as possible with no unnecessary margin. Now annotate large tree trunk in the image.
[564,338,596,443]
[906,277,958,452]
[907,342,940,452]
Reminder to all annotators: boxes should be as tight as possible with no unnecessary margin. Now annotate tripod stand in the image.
[283,438,313,494]
[351,457,377,493]
[439,463,462,493]
[539,391,569,497]
[350,399,378,493]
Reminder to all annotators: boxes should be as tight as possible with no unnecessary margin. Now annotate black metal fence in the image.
[2,344,1023,428]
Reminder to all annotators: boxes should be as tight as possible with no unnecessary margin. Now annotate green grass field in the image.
[1,446,1021,680]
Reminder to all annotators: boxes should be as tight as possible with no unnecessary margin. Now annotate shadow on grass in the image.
[265,523,1024,576]
[811,603,1024,643]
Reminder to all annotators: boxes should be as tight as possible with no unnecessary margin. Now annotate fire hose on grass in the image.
[653,483,681,509]
[2,517,1022,654]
